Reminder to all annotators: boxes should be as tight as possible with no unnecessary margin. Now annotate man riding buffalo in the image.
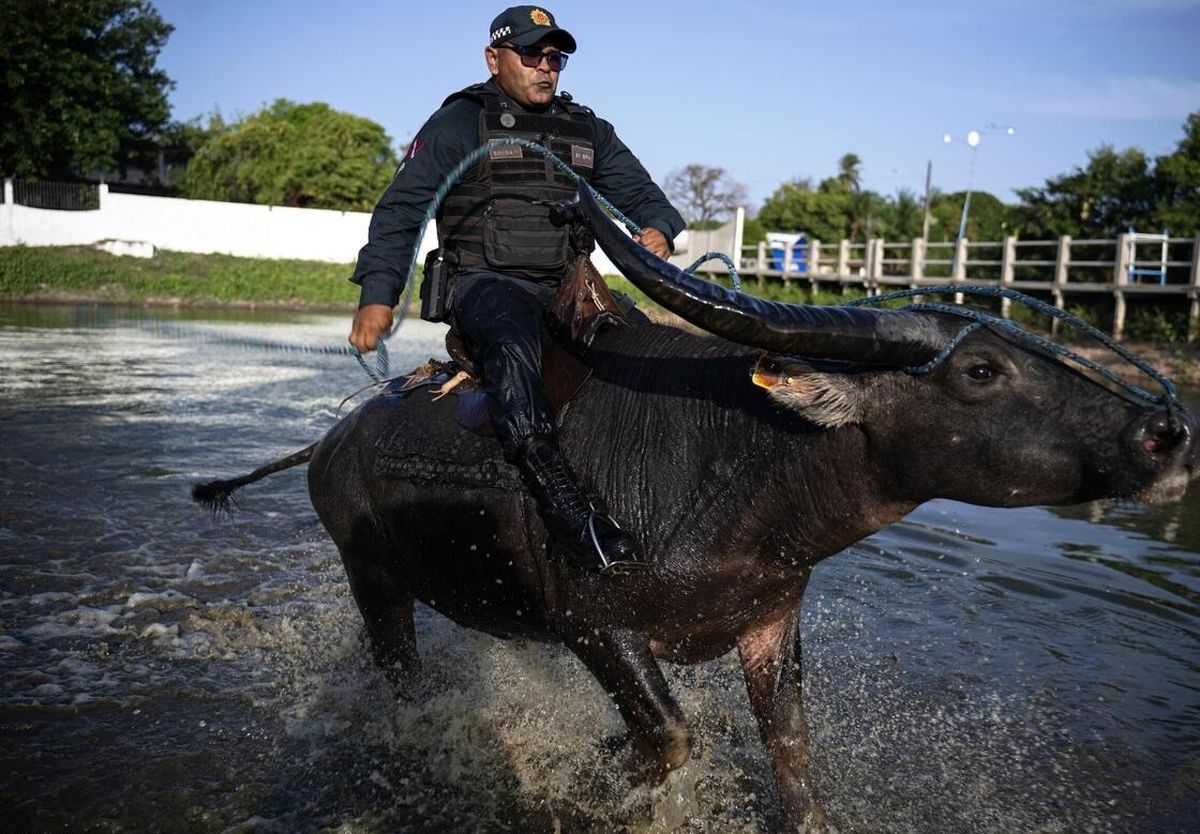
[347,6,684,575]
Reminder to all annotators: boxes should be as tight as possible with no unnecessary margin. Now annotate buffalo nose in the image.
[1139,409,1195,458]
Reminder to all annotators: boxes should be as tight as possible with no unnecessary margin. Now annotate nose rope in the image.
[845,286,1183,428]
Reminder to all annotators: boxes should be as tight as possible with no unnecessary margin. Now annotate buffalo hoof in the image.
[625,721,693,786]
[365,641,422,697]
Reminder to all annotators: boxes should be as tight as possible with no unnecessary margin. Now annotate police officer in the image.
[348,6,684,575]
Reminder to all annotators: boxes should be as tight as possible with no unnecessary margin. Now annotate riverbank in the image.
[0,244,361,308]
[1068,343,1199,389]
[3,244,1197,386]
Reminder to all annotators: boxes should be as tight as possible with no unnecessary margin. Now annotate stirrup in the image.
[585,507,644,577]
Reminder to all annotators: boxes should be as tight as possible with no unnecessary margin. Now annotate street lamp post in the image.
[943,124,1015,279]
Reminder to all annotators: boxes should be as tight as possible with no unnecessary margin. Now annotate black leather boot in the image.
[516,434,642,575]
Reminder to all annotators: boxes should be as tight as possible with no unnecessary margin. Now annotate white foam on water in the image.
[21,605,123,640]
[125,589,195,610]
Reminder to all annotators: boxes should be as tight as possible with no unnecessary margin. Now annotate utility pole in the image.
[921,159,932,243]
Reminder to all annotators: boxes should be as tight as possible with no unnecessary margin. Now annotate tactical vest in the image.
[437,83,596,280]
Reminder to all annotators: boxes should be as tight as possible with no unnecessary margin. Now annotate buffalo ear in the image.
[751,353,865,427]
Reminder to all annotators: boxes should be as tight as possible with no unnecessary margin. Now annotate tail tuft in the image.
[190,441,317,518]
[191,480,242,515]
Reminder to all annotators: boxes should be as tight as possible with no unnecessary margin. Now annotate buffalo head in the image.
[578,185,1196,510]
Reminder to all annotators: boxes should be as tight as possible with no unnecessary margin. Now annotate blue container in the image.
[769,236,808,273]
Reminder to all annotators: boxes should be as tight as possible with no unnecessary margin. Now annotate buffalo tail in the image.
[192,442,318,515]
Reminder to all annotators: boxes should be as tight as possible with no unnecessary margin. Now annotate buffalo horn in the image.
[577,185,948,366]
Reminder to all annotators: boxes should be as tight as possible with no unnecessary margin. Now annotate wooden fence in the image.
[735,233,1200,340]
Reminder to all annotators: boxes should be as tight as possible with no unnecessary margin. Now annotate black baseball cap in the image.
[488,6,577,53]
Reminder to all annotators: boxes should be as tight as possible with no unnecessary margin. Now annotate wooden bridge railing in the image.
[730,233,1200,341]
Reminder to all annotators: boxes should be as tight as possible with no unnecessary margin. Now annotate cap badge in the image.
[530,8,551,26]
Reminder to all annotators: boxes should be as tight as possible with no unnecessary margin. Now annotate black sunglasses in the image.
[495,43,569,71]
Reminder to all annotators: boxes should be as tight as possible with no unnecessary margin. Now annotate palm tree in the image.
[837,153,862,193]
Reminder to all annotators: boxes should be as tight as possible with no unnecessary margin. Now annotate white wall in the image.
[0,180,740,282]
[0,182,396,264]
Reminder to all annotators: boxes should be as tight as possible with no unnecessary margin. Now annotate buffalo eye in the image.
[966,363,997,382]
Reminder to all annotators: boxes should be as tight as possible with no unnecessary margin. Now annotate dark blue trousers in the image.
[449,269,558,458]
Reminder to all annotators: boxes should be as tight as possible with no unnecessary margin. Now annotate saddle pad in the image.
[373,386,523,492]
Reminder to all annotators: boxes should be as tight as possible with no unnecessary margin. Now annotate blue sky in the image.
[154,0,1200,208]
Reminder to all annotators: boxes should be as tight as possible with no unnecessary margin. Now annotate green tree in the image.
[886,188,924,240]
[757,157,1014,244]
[0,0,174,179]
[153,114,224,185]
[837,153,862,192]
[742,216,767,247]
[1014,145,1156,238]
[757,179,851,242]
[179,100,398,211]
[927,191,1011,242]
[1153,113,1200,236]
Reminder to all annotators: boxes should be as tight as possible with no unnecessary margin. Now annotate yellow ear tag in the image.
[751,355,787,390]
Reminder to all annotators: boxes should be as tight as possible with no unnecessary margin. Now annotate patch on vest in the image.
[570,145,594,168]
[490,144,523,160]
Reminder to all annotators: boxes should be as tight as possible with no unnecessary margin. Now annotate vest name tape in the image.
[570,145,594,168]
[489,145,524,160]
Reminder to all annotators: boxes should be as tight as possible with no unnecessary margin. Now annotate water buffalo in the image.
[196,186,1197,832]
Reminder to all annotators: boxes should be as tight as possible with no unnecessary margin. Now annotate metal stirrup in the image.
[585,505,641,575]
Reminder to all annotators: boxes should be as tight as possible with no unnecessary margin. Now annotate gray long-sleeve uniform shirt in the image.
[350,79,685,308]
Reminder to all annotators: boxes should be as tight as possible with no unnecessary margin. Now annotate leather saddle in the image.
[390,250,633,437]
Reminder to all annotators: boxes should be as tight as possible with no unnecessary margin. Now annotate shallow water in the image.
[0,303,1197,833]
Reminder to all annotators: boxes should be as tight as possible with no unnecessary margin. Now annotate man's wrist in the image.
[356,276,400,308]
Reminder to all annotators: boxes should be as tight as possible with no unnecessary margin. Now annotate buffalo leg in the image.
[737,606,824,833]
[343,559,419,680]
[566,627,692,781]
[310,433,419,685]
[332,515,420,681]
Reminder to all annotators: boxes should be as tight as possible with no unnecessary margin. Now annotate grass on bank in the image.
[0,244,362,307]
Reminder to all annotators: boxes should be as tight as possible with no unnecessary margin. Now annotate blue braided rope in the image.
[902,321,984,375]
[184,136,1180,418]
[685,251,742,291]
[139,322,390,382]
[843,285,1180,413]
[388,138,647,345]
[142,140,741,384]
[386,138,745,342]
